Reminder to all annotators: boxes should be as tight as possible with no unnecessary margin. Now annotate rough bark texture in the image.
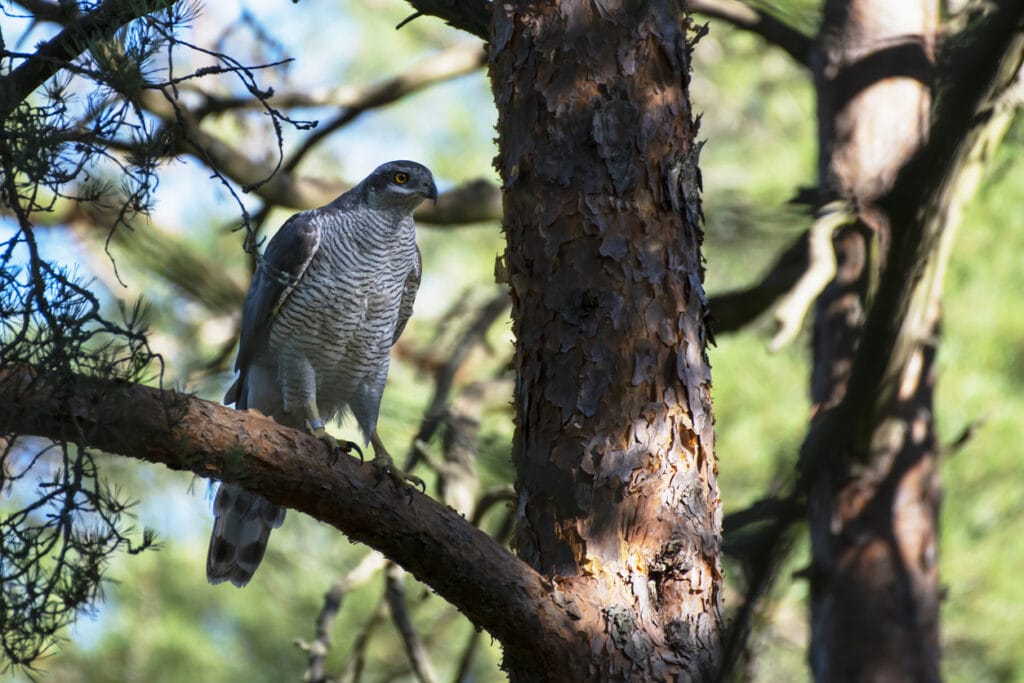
[489,2,722,680]
[808,1,942,681]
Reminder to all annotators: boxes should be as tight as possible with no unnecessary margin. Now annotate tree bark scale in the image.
[490,2,722,679]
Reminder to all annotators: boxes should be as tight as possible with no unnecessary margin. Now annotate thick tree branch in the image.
[684,0,815,67]
[415,178,501,225]
[9,0,77,24]
[0,366,585,666]
[0,0,176,119]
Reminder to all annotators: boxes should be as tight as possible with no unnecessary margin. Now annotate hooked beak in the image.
[426,179,438,204]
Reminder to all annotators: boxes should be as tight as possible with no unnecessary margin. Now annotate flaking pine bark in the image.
[489,1,723,680]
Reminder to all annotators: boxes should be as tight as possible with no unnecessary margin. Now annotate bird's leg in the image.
[303,401,363,464]
[369,431,424,491]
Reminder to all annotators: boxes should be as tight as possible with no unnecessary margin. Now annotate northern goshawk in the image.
[207,160,437,587]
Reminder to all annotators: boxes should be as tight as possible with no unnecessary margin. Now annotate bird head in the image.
[362,160,438,211]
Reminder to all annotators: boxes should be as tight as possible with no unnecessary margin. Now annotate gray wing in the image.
[224,212,322,407]
[392,246,422,345]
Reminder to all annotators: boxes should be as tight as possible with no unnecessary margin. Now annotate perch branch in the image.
[0,365,585,666]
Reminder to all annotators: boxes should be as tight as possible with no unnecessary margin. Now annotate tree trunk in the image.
[808,1,942,681]
[489,2,722,680]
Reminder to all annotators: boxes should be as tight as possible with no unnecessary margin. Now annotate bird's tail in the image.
[206,483,286,587]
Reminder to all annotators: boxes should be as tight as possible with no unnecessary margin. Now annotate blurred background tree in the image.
[1,0,1022,681]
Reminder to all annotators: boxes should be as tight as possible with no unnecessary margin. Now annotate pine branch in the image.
[191,42,484,118]
[280,42,485,174]
[0,365,585,666]
[0,0,177,119]
[8,0,77,24]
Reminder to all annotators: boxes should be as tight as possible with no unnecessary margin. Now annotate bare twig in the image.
[942,416,990,456]
[436,380,515,514]
[339,597,388,683]
[296,582,343,683]
[470,484,515,527]
[404,292,509,471]
[707,230,809,334]
[295,552,389,683]
[722,495,804,536]
[716,509,800,683]
[411,376,516,516]
[192,43,483,118]
[452,629,482,683]
[384,564,437,683]
[281,43,486,173]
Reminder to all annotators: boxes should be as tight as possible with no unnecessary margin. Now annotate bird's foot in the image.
[370,450,425,493]
[305,419,363,465]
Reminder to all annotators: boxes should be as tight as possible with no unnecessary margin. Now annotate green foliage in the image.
[937,131,1024,683]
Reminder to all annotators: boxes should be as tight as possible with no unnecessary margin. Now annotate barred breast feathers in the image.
[267,208,417,368]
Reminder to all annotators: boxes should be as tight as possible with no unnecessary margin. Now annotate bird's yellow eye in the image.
[394,172,409,184]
